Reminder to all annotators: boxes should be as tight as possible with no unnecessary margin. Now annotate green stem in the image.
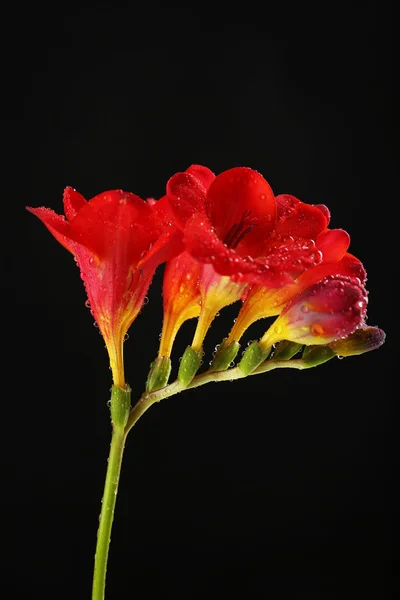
[92,386,130,600]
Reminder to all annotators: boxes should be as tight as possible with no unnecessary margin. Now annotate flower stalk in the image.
[92,385,131,600]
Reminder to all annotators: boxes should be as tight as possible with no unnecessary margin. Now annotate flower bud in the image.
[209,339,241,371]
[146,356,172,392]
[259,275,368,351]
[329,326,386,357]
[178,346,202,387]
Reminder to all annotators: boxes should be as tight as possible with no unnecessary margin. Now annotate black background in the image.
[3,2,394,598]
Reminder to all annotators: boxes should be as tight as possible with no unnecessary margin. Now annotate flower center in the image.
[223,210,258,249]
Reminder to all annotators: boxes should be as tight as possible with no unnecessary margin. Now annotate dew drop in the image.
[124,333,129,341]
[85,299,90,308]
[311,323,324,336]
[143,297,149,305]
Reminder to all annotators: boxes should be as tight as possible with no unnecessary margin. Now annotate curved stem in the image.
[125,359,307,433]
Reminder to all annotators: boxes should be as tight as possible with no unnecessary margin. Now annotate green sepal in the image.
[302,345,335,367]
[146,356,172,392]
[271,340,303,361]
[239,341,269,376]
[209,339,241,371]
[110,384,131,429]
[178,346,202,387]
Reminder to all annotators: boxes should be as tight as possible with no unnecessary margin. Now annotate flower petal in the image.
[185,164,215,189]
[70,190,153,260]
[316,228,350,262]
[205,167,276,245]
[167,172,207,229]
[63,187,87,221]
[274,195,329,240]
[26,206,77,254]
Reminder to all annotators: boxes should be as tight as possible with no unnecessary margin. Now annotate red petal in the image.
[167,172,207,229]
[70,190,153,260]
[205,167,276,243]
[315,204,331,224]
[184,213,321,288]
[184,213,257,275]
[273,252,366,308]
[26,206,76,254]
[274,195,329,240]
[63,187,87,221]
[185,164,215,189]
[316,228,350,262]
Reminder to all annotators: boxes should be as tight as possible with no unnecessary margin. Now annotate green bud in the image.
[302,345,335,367]
[239,341,269,376]
[110,384,131,429]
[178,346,202,387]
[146,356,172,392]
[209,339,241,371]
[271,340,303,360]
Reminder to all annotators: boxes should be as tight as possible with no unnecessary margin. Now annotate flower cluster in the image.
[28,165,385,390]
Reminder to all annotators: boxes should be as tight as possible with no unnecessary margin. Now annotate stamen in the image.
[224,209,258,249]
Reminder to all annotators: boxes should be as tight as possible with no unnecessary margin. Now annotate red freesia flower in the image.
[27,187,182,386]
[167,167,330,287]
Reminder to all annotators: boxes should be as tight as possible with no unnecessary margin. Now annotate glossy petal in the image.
[63,187,87,221]
[186,164,215,189]
[26,207,77,254]
[167,172,207,229]
[70,190,153,261]
[316,228,350,263]
[205,167,276,245]
[273,195,329,240]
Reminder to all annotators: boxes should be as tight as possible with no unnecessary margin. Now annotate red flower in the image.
[167,167,330,287]
[27,187,182,386]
